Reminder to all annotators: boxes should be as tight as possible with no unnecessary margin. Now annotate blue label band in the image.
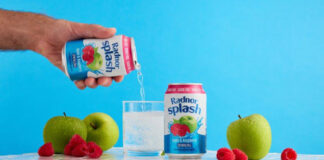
[65,40,89,80]
[164,134,206,154]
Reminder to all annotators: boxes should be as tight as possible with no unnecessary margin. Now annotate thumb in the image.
[70,22,116,39]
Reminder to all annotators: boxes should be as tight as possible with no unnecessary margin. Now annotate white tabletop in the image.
[1,148,323,160]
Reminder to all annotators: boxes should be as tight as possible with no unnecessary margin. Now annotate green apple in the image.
[83,112,119,151]
[178,115,197,133]
[87,53,103,70]
[227,114,271,160]
[43,113,87,153]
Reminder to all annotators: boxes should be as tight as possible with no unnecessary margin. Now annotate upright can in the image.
[164,83,207,159]
[61,35,140,81]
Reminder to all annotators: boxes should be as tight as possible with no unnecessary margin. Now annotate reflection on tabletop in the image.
[1,148,324,160]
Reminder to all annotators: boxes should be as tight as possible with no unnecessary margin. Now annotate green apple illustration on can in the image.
[179,115,197,133]
[87,52,103,70]
[82,46,103,70]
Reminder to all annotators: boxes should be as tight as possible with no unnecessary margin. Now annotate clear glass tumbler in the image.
[123,101,164,156]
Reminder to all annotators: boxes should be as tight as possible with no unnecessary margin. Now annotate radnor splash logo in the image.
[168,96,202,116]
[101,40,121,72]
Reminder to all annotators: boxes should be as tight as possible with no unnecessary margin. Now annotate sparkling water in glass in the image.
[123,101,164,156]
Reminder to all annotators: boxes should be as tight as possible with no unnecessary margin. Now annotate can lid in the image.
[131,38,141,70]
[166,83,205,94]
[61,43,70,79]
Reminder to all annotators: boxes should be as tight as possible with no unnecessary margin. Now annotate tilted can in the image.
[164,83,207,159]
[62,35,140,80]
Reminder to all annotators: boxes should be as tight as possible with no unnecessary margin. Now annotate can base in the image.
[166,154,203,159]
[125,150,162,156]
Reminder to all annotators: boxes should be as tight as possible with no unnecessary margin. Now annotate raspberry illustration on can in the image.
[170,123,190,137]
[164,83,207,159]
[62,35,140,80]
[82,45,95,65]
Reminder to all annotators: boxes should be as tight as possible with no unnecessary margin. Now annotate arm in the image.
[0,9,53,51]
[0,9,124,89]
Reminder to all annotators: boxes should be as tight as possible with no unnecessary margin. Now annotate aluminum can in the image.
[62,35,140,80]
[164,83,207,159]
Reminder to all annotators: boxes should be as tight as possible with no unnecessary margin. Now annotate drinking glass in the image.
[123,101,164,156]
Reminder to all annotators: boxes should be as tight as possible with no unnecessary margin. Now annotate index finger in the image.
[70,22,117,39]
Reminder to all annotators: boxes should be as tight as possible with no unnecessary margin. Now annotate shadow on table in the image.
[38,153,117,160]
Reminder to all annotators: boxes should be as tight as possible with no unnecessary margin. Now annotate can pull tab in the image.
[134,61,141,70]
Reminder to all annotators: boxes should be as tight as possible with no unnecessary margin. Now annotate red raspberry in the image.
[69,134,87,148]
[170,124,190,137]
[71,143,89,157]
[64,143,73,155]
[217,148,235,160]
[232,149,248,160]
[38,143,54,157]
[87,142,103,158]
[64,134,87,156]
[281,148,297,160]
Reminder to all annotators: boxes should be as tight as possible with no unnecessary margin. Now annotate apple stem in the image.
[90,122,97,129]
[63,112,66,117]
[238,115,242,119]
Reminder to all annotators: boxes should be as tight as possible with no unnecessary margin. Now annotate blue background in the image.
[0,0,323,155]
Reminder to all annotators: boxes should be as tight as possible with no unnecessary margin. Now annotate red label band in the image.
[165,84,205,94]
[122,35,135,74]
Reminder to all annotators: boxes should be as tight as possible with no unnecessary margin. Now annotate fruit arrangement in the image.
[215,113,297,160]
[38,111,298,160]
[171,115,197,137]
[82,45,103,70]
[38,112,119,158]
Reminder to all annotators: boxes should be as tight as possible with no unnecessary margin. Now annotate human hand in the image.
[34,20,124,89]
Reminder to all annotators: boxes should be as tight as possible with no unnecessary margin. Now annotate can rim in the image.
[61,44,70,79]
